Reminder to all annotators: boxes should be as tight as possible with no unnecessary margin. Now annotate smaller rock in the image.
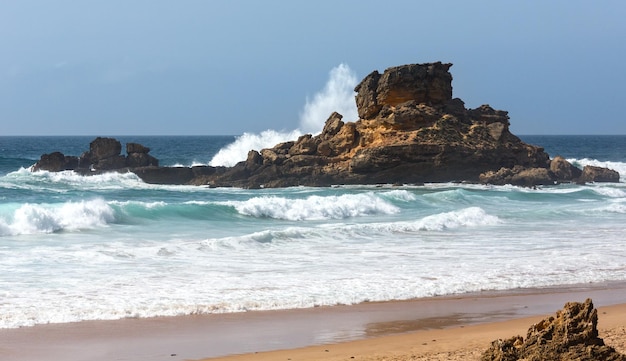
[550,156,582,182]
[89,137,122,161]
[246,150,263,168]
[479,166,554,187]
[579,165,620,183]
[289,134,318,156]
[33,152,78,172]
[320,112,345,140]
[481,299,626,361]
[127,143,151,154]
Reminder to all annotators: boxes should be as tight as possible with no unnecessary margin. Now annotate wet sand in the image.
[1,283,625,361]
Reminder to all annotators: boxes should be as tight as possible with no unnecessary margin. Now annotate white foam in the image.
[1,199,115,236]
[209,129,302,167]
[209,64,359,167]
[352,207,501,233]
[224,193,400,221]
[590,186,626,198]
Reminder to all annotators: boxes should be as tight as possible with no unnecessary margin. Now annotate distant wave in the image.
[352,206,501,233]
[209,64,358,167]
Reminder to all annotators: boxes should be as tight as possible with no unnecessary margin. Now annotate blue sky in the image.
[1,1,625,135]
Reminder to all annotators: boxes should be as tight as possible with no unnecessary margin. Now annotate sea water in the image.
[0,135,625,329]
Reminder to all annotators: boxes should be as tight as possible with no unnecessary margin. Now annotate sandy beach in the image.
[202,303,626,361]
[1,283,625,361]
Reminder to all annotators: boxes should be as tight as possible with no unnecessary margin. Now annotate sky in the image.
[1,1,625,136]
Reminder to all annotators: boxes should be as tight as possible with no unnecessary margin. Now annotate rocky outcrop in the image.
[31,62,621,187]
[196,62,609,188]
[33,137,158,173]
[481,299,626,361]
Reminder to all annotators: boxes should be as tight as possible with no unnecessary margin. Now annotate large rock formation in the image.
[481,299,626,361]
[32,62,620,187]
[194,62,613,188]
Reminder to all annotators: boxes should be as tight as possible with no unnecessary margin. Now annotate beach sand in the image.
[1,284,625,361]
[202,303,626,361]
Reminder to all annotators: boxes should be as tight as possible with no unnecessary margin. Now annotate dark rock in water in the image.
[479,166,555,187]
[89,137,122,162]
[32,152,78,172]
[579,165,620,183]
[126,153,159,168]
[33,138,159,174]
[126,142,150,154]
[481,299,626,361]
[132,166,195,185]
[93,154,127,170]
[31,62,621,187]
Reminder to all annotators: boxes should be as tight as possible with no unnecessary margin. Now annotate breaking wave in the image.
[209,64,358,167]
[223,192,400,221]
[0,199,115,236]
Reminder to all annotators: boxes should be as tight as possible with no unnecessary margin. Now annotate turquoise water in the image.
[0,135,625,328]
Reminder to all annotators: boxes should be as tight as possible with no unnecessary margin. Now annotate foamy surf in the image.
[222,192,402,220]
[0,199,115,236]
[2,135,626,329]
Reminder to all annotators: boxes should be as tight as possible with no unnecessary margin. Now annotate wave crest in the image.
[224,193,400,221]
[0,199,115,236]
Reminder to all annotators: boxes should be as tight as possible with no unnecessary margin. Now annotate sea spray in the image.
[299,63,358,133]
[210,64,358,167]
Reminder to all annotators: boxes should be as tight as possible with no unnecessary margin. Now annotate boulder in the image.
[550,156,582,182]
[127,143,150,154]
[89,137,122,161]
[480,166,554,187]
[354,62,452,119]
[579,165,620,183]
[126,153,159,168]
[32,152,78,172]
[481,299,626,361]
[289,134,318,156]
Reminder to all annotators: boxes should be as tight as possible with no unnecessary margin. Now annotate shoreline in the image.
[1,282,626,361]
[202,303,626,361]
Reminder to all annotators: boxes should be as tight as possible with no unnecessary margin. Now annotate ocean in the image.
[0,135,625,329]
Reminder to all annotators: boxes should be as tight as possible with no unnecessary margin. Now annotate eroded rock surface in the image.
[481,299,626,361]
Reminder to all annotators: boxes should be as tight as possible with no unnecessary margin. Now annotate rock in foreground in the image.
[481,299,626,361]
